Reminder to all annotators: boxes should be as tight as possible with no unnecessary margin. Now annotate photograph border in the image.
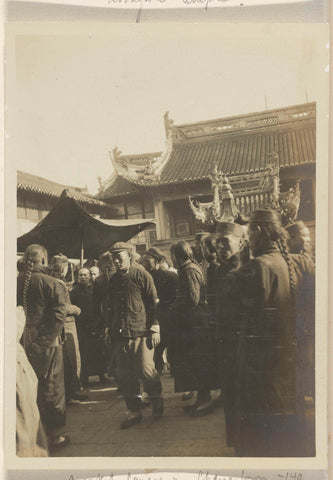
[4,21,330,472]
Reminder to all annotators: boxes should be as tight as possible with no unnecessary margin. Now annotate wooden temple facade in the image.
[96,102,316,255]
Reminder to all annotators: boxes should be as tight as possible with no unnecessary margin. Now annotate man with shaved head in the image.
[91,253,116,383]
[89,266,100,282]
[70,267,94,389]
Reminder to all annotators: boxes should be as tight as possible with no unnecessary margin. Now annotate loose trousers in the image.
[76,324,89,387]
[30,345,66,433]
[63,320,81,401]
[114,337,162,412]
[219,340,238,447]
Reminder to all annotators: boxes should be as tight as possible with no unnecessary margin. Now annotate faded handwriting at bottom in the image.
[67,472,305,480]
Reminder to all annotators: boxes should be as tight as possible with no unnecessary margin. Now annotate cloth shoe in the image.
[120,412,142,430]
[67,398,80,406]
[49,434,70,452]
[72,392,88,401]
[182,391,194,401]
[141,391,151,408]
[191,400,213,417]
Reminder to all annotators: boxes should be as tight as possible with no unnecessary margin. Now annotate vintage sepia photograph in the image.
[5,23,329,466]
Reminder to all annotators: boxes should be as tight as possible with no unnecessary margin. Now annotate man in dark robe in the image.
[17,244,68,450]
[70,268,94,388]
[286,221,315,409]
[50,254,85,404]
[170,241,217,416]
[141,247,178,374]
[233,210,313,456]
[215,221,244,446]
[92,252,116,380]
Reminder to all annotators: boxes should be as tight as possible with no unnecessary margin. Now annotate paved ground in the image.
[55,374,235,457]
[54,374,315,458]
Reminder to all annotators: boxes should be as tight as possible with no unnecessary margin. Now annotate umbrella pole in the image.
[80,237,84,267]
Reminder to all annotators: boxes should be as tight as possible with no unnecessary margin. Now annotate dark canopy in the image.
[17,189,155,259]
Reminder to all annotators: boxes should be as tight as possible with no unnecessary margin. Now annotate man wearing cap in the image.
[141,247,178,375]
[105,242,163,429]
[215,221,245,446]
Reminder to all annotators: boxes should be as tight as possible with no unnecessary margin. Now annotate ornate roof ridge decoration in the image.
[97,171,117,194]
[189,153,301,231]
[97,102,315,199]
[189,167,244,232]
[170,102,316,144]
[104,116,174,187]
[260,152,301,225]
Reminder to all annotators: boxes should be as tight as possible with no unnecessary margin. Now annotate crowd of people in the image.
[16,208,315,457]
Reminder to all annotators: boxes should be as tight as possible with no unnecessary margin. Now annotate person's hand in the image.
[104,328,112,347]
[26,342,43,370]
[27,342,42,357]
[151,332,160,348]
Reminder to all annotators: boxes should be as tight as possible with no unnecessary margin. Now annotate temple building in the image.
[17,170,115,237]
[96,102,316,255]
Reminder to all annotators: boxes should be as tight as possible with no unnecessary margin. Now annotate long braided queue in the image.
[21,244,48,350]
[22,258,34,349]
[276,233,297,297]
[258,222,297,297]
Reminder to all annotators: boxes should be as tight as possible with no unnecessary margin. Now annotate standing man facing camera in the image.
[105,242,163,429]
[215,221,245,447]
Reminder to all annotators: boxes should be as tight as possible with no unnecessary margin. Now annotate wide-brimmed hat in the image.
[216,222,243,238]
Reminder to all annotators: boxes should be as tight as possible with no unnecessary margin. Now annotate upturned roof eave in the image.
[17,183,109,207]
[100,160,316,200]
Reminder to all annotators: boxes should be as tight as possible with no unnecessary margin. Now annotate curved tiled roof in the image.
[98,175,142,199]
[98,102,316,199]
[17,170,107,206]
[160,124,316,184]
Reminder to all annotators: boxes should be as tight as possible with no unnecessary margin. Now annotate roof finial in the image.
[97,176,104,192]
[112,146,122,159]
[164,111,174,136]
[60,189,73,199]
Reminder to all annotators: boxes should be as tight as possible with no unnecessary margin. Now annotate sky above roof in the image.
[10,24,327,194]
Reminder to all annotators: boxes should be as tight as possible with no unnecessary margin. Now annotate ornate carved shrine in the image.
[189,154,301,232]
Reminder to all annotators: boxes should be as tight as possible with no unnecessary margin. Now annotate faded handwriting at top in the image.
[108,0,232,6]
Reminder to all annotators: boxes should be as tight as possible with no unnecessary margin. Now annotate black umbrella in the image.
[17,189,155,261]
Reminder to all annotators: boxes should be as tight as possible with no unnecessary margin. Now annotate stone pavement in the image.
[55,374,235,457]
